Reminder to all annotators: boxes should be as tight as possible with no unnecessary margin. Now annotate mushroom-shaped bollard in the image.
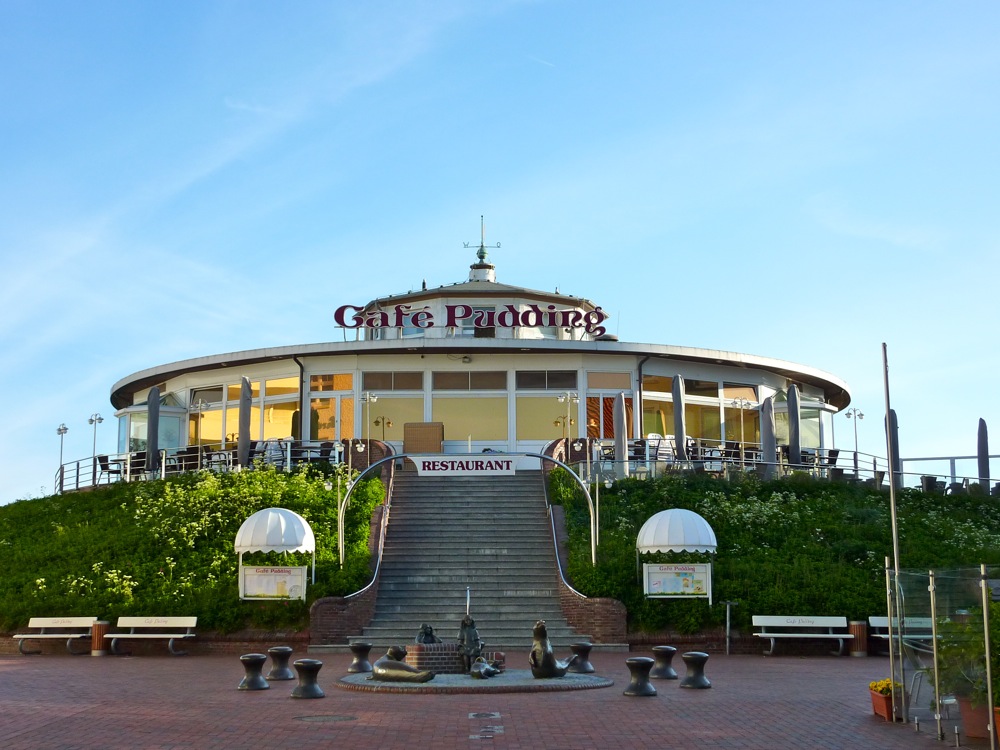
[238,653,270,691]
[266,645,295,681]
[567,642,595,674]
[679,651,711,689]
[623,656,657,697]
[650,645,678,680]
[347,641,374,673]
[291,658,325,698]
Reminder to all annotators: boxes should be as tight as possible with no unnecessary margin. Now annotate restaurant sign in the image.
[239,566,307,601]
[642,563,712,604]
[334,303,609,337]
[411,456,517,477]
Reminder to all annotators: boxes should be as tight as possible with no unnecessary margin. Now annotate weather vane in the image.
[463,215,500,263]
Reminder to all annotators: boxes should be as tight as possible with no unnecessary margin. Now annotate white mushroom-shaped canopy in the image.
[235,507,315,554]
[636,508,717,554]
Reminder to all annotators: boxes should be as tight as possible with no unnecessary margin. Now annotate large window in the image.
[432,397,508,440]
[586,395,633,439]
[516,396,577,440]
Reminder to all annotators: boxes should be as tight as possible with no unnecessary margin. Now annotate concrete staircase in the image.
[347,470,589,650]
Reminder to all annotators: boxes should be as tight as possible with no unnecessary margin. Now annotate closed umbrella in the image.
[978,418,990,490]
[787,384,801,466]
[672,375,687,462]
[886,409,901,489]
[760,396,777,480]
[145,386,160,472]
[237,376,252,468]
[614,391,629,479]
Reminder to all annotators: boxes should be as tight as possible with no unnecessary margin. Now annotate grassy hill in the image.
[0,465,383,632]
[551,470,1000,633]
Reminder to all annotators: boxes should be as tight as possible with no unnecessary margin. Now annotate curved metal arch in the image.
[338,451,598,568]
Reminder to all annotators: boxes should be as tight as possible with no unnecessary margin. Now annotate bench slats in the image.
[107,616,197,656]
[752,615,852,657]
[12,616,98,655]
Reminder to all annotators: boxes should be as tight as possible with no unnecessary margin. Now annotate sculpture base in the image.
[338,669,613,694]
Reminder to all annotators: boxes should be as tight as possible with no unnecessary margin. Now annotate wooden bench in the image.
[752,615,853,656]
[106,616,197,656]
[12,616,98,655]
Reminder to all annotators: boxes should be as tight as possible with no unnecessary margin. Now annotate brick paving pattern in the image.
[0,650,989,749]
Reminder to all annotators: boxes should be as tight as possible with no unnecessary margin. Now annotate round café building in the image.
[108,245,851,469]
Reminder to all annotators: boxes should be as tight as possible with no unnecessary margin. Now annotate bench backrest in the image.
[116,616,197,629]
[869,616,934,630]
[26,616,97,629]
[752,615,847,628]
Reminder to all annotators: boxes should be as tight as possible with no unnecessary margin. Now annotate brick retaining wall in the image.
[403,642,505,674]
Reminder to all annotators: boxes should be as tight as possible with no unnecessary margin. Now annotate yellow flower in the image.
[869,678,901,695]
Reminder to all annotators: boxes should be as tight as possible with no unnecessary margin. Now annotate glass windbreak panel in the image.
[265,377,298,397]
[367,397,423,441]
[262,401,297,440]
[392,372,423,390]
[516,371,547,389]
[311,397,337,441]
[642,375,673,395]
[684,379,718,397]
[471,371,506,389]
[363,372,392,390]
[722,383,757,401]
[192,386,224,405]
[801,409,821,448]
[433,372,469,390]
[723,406,760,444]
[547,371,577,389]
[642,398,674,437]
[685,403,721,442]
[118,417,128,453]
[515,396,565,440]
[129,413,148,452]
[159,415,182,450]
[588,372,631,389]
[432,397,508,440]
[310,373,353,392]
[225,381,259,401]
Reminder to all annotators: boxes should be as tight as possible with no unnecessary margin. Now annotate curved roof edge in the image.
[111,337,851,410]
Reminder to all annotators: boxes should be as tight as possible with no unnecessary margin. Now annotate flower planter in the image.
[870,689,896,721]
[957,696,991,739]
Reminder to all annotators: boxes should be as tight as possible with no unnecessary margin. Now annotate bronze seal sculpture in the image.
[371,645,435,683]
[528,620,577,678]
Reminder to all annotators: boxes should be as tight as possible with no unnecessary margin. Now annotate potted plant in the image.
[936,607,998,740]
[868,678,901,721]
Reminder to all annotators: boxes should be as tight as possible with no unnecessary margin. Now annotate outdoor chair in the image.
[97,455,123,483]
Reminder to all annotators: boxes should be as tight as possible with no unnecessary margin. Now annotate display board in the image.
[642,563,712,604]
[239,566,308,601]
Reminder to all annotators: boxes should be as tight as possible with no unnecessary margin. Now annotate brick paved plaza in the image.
[0,649,986,749]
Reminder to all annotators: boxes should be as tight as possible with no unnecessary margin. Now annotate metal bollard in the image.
[266,645,295,681]
[347,642,374,673]
[238,653,270,691]
[567,642,595,674]
[623,657,657,697]
[679,651,711,689]
[291,658,325,699]
[649,645,678,680]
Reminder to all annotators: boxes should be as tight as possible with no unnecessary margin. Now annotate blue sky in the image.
[2,1,998,502]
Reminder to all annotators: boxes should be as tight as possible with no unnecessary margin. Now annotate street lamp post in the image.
[845,407,864,475]
[373,416,392,442]
[56,424,68,494]
[556,391,579,440]
[730,397,751,469]
[358,392,377,457]
[88,413,103,484]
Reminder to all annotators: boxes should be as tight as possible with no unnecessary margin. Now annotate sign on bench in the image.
[106,616,197,656]
[752,615,853,656]
[12,616,98,655]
